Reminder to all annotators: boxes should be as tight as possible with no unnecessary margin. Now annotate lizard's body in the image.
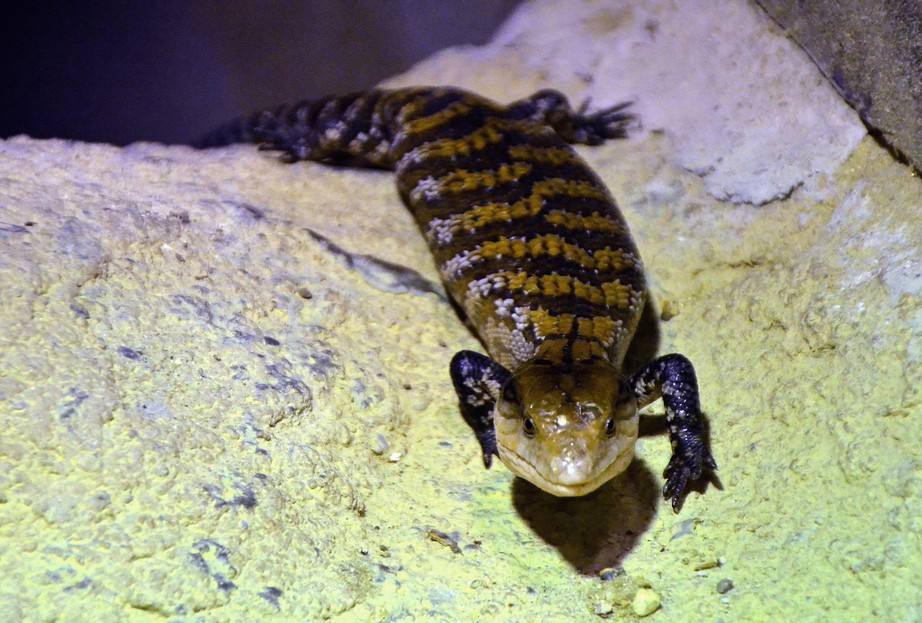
[198,86,715,510]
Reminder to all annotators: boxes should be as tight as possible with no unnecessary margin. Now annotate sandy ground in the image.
[1,1,919,621]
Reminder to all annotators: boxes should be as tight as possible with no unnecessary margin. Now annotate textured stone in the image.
[632,587,662,616]
[0,138,422,620]
[756,0,922,172]
[1,0,920,621]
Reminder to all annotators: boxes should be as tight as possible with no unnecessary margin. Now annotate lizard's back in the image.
[388,87,646,371]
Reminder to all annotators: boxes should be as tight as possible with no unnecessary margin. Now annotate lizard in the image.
[196,86,716,511]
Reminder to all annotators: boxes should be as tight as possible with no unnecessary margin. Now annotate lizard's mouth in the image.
[496,440,630,497]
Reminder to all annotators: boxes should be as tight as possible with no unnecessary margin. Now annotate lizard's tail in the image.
[193,112,266,149]
[191,91,398,167]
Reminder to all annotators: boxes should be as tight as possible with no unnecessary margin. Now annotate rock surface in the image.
[386,0,866,205]
[1,0,919,621]
[756,0,922,172]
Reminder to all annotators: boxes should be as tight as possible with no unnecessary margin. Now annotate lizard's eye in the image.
[523,417,536,438]
[604,417,617,437]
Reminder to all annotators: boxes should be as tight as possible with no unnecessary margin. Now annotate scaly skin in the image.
[197,86,717,511]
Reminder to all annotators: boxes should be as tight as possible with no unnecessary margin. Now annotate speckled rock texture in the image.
[756,0,922,172]
[1,0,919,621]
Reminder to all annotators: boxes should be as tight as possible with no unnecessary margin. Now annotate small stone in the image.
[716,578,734,594]
[594,600,613,616]
[371,434,389,455]
[599,566,625,581]
[632,588,661,617]
[660,299,679,321]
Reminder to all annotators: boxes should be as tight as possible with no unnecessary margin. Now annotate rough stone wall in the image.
[1,1,919,620]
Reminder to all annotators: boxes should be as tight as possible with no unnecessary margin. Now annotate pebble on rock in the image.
[632,588,662,617]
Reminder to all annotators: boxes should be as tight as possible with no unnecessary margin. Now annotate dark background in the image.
[1,1,521,146]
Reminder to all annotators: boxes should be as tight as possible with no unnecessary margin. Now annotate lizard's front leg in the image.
[628,353,717,512]
[449,350,511,469]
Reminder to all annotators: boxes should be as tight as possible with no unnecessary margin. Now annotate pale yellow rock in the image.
[632,587,662,616]
[1,0,920,621]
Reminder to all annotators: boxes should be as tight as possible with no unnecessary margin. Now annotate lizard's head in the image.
[494,358,639,497]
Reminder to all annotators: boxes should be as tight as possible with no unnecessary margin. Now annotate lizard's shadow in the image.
[622,291,661,377]
[510,299,665,576]
[510,461,660,576]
